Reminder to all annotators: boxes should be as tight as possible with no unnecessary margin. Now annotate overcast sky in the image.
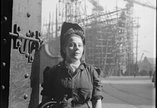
[42,0,156,61]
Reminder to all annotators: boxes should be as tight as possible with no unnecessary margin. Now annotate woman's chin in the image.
[72,56,81,61]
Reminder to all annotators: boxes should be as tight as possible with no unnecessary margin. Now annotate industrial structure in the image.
[2,0,155,108]
[42,0,141,76]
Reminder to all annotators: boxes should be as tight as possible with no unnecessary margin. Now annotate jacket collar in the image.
[58,61,86,71]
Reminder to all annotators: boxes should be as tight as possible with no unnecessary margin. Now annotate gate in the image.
[1,0,62,108]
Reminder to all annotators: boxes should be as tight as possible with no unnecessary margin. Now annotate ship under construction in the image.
[43,0,140,77]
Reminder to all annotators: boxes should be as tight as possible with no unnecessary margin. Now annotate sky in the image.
[132,0,156,61]
[42,0,156,61]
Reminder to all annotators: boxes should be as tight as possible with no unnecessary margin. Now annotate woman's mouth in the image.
[73,52,81,56]
[74,53,80,55]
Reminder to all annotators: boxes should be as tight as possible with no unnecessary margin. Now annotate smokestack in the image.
[88,0,104,11]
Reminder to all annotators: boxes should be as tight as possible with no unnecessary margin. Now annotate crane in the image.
[140,53,144,62]
[124,0,156,10]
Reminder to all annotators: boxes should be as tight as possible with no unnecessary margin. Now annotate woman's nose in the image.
[75,44,79,50]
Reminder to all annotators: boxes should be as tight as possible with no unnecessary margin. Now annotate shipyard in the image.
[1,0,156,108]
[42,0,155,77]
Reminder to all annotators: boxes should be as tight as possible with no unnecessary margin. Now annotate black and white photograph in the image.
[1,0,156,108]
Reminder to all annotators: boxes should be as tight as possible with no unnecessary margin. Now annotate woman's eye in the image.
[68,43,74,47]
[67,42,83,48]
[78,44,83,47]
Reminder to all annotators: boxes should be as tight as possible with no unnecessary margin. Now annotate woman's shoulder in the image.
[84,63,101,76]
[43,62,64,76]
[84,63,95,70]
[82,63,95,75]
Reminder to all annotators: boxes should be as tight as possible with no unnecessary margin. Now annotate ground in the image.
[101,76,155,108]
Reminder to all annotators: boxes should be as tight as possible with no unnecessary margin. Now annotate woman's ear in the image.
[63,49,65,54]
[81,50,85,62]
[62,48,66,57]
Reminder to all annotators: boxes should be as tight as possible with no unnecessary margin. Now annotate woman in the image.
[39,22,103,108]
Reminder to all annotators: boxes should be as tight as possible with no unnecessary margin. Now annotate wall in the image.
[9,0,41,108]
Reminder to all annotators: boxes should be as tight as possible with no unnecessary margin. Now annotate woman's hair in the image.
[60,22,85,61]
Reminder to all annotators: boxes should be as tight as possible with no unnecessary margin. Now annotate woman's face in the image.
[64,34,84,63]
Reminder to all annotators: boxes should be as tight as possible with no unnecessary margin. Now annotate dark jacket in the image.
[40,61,103,108]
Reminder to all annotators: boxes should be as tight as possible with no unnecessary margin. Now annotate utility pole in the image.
[55,4,58,37]
[135,17,140,76]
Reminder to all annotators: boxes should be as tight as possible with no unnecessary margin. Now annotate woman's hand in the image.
[94,99,102,108]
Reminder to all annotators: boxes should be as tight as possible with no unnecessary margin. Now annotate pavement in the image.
[102,79,152,84]
[101,76,156,108]
[101,76,154,84]
[102,103,155,108]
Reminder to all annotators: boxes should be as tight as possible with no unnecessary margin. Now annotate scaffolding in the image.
[42,0,139,76]
[85,1,139,76]
[85,9,129,76]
